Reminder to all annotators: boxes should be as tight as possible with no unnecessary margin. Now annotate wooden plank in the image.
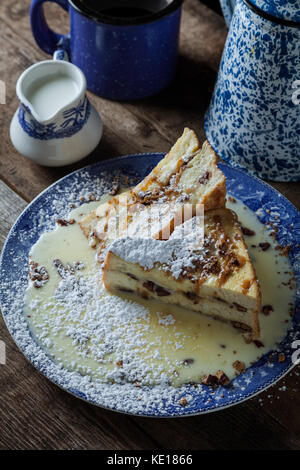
[0,180,27,246]
[1,0,299,210]
[0,181,299,450]
[0,0,299,450]
[270,182,300,210]
[132,368,300,450]
[0,181,160,450]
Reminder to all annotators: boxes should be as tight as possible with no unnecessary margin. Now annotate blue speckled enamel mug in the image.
[30,0,183,100]
[205,0,300,182]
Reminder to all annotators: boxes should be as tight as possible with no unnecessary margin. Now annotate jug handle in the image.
[219,0,236,28]
[30,0,70,55]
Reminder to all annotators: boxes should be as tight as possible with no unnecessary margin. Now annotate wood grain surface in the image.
[0,0,299,450]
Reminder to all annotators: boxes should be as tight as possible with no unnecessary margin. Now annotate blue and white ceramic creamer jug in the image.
[10,59,103,166]
[205,0,300,181]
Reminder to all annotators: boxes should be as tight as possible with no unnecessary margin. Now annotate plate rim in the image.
[0,152,299,418]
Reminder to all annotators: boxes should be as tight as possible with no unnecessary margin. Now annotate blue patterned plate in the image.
[0,154,299,417]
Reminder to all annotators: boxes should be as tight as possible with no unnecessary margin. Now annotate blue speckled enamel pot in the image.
[206,0,300,181]
[30,0,183,100]
[219,0,236,27]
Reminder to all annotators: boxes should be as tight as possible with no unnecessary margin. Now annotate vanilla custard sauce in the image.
[26,74,79,120]
[24,195,295,387]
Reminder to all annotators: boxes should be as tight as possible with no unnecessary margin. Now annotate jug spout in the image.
[11,59,103,166]
[16,60,87,124]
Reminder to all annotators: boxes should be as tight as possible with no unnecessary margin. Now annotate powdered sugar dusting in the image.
[109,216,206,280]
[110,236,202,280]
[0,158,299,416]
[28,265,182,386]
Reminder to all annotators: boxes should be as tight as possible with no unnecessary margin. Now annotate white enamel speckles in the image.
[205,0,300,181]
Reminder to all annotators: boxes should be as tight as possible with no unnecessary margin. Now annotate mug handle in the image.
[30,0,69,55]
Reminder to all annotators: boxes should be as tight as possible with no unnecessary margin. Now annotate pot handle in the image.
[30,0,70,55]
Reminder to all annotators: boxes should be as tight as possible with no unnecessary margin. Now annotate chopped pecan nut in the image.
[262,305,274,316]
[53,259,75,278]
[275,244,291,256]
[241,226,255,236]
[278,353,286,363]
[202,256,219,276]
[259,242,271,251]
[201,374,218,386]
[116,360,123,367]
[281,245,291,256]
[135,189,160,205]
[56,218,76,226]
[233,360,246,374]
[253,340,264,348]
[243,334,252,344]
[29,261,49,288]
[216,370,230,386]
[183,358,194,366]
[179,397,188,406]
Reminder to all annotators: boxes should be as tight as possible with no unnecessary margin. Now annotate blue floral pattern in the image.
[18,96,91,140]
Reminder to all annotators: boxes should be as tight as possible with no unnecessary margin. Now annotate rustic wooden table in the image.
[0,0,299,450]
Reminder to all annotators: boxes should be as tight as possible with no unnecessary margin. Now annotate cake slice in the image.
[79,128,226,259]
[103,209,261,340]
